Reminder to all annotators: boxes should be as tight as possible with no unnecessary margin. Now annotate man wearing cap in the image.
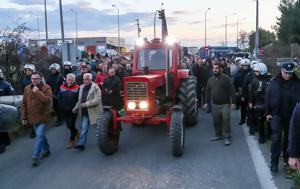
[266,62,300,172]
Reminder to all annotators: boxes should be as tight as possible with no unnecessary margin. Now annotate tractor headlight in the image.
[139,101,148,109]
[127,102,136,110]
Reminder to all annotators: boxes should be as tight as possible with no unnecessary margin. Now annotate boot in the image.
[66,140,75,149]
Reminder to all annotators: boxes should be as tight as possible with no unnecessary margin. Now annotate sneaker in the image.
[211,136,223,141]
[32,158,39,167]
[66,140,75,149]
[224,138,231,146]
[40,151,51,159]
[74,145,85,151]
[0,145,6,154]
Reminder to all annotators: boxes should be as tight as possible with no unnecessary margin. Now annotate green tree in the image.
[248,28,276,51]
[276,0,300,44]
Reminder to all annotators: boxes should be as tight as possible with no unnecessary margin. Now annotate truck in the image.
[96,9,198,157]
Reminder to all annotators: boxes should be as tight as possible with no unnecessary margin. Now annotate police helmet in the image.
[235,57,242,64]
[63,61,72,66]
[240,59,251,66]
[24,64,36,71]
[49,63,61,72]
[253,63,268,75]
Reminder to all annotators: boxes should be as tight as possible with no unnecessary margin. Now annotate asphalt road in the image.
[0,110,290,189]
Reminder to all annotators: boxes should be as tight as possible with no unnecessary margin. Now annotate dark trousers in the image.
[0,132,10,146]
[53,98,63,122]
[253,108,266,140]
[271,115,290,164]
[196,85,202,107]
[247,107,255,128]
[64,112,78,141]
[240,98,248,122]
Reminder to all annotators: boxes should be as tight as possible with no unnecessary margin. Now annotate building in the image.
[29,36,126,55]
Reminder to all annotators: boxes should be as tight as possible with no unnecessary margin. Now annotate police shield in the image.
[0,104,18,132]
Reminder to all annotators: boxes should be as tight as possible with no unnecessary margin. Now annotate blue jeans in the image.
[33,123,50,158]
[77,115,90,146]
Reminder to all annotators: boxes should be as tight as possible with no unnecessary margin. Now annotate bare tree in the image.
[239,30,248,50]
[0,23,31,92]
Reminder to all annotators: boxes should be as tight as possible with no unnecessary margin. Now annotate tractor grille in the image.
[125,82,148,101]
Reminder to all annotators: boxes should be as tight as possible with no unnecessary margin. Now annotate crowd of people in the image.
[1,52,300,173]
[189,55,300,173]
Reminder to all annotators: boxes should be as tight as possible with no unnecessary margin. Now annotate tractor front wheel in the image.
[170,110,185,157]
[96,110,120,155]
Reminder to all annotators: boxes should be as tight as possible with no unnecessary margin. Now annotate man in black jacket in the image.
[288,103,300,170]
[266,62,300,172]
[46,63,64,126]
[102,68,122,111]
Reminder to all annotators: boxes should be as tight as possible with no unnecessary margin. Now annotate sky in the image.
[0,0,281,47]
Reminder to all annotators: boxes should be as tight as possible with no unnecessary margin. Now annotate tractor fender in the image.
[177,69,190,79]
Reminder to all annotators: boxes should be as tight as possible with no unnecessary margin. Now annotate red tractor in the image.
[96,9,198,157]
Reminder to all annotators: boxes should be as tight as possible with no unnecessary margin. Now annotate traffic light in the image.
[158,9,164,19]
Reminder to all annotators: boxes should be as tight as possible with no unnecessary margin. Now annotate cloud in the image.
[172,11,188,15]
[10,0,55,6]
[189,21,203,25]
[210,23,236,29]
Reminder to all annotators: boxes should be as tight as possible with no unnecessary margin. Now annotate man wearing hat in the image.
[266,62,300,172]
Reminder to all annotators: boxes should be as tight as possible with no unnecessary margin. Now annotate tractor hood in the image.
[123,74,165,89]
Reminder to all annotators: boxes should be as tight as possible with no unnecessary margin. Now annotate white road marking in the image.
[242,125,277,189]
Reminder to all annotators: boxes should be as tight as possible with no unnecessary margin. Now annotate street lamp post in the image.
[112,5,120,54]
[36,15,40,46]
[43,0,48,44]
[70,9,78,46]
[255,0,259,59]
[205,8,210,47]
[59,0,65,44]
[225,13,236,47]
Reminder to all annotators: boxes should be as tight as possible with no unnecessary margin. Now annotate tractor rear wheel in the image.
[170,110,185,157]
[178,76,198,126]
[96,110,120,155]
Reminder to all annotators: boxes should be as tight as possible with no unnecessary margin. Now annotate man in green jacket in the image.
[204,63,236,146]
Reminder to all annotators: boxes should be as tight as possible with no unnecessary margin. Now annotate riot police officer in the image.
[46,63,64,126]
[266,62,300,172]
[233,59,251,125]
[248,63,272,144]
[0,69,14,153]
[62,61,73,79]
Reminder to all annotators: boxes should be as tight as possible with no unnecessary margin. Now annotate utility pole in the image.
[44,0,48,44]
[59,0,65,43]
[70,9,78,46]
[254,0,259,59]
[237,20,239,48]
[136,19,141,37]
[36,15,40,46]
[225,13,236,47]
[205,8,210,47]
[112,5,120,54]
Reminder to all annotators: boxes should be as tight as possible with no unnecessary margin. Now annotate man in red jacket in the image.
[22,72,53,167]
